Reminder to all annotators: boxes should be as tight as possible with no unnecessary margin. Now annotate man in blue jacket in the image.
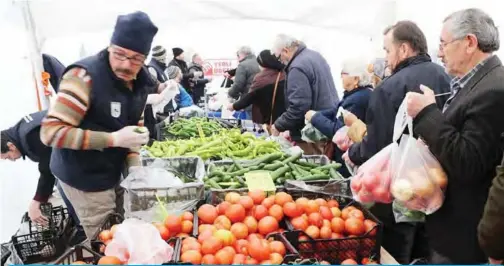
[343,21,451,264]
[270,34,339,155]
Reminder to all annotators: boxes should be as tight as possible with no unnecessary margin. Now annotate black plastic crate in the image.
[54,244,102,264]
[90,213,124,254]
[281,191,383,264]
[21,203,54,234]
[11,230,66,264]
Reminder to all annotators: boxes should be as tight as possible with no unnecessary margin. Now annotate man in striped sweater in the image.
[40,11,158,238]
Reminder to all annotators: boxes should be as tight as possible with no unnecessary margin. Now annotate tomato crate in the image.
[174,232,298,264]
[54,244,102,264]
[20,203,54,233]
[90,213,124,254]
[281,191,383,264]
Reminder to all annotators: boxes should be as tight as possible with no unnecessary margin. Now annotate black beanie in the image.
[257,50,285,71]
[172,47,184,57]
[110,11,158,55]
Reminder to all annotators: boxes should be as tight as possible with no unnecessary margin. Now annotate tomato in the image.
[327,199,339,208]
[341,206,357,220]
[230,223,249,240]
[319,206,334,220]
[345,218,365,235]
[362,173,379,191]
[262,197,275,209]
[225,192,241,204]
[320,226,332,239]
[214,215,232,230]
[232,253,246,264]
[330,207,342,218]
[248,239,271,261]
[181,250,202,264]
[97,256,122,265]
[320,260,331,265]
[156,225,170,240]
[198,230,214,244]
[350,177,362,192]
[341,258,358,265]
[247,233,264,242]
[332,232,344,239]
[181,220,193,234]
[308,212,323,227]
[222,246,236,257]
[182,211,194,221]
[214,229,236,246]
[201,254,217,264]
[217,201,232,216]
[348,209,365,221]
[244,257,259,265]
[239,196,255,210]
[243,216,258,233]
[252,205,269,221]
[234,239,249,255]
[270,252,284,264]
[331,217,345,234]
[110,224,119,236]
[298,235,309,241]
[364,219,378,236]
[201,236,223,255]
[274,192,293,206]
[249,190,266,204]
[182,241,201,253]
[268,204,284,221]
[258,216,279,236]
[226,204,246,223]
[99,230,112,242]
[315,198,328,207]
[291,216,309,231]
[304,200,320,214]
[283,202,304,218]
[215,249,234,264]
[198,204,219,224]
[305,225,320,239]
[268,240,286,256]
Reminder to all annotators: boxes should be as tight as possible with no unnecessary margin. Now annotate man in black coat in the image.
[343,21,451,264]
[406,8,504,264]
[188,53,212,104]
[168,47,203,94]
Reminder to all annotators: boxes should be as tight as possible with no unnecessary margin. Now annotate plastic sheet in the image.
[301,122,328,143]
[333,126,354,151]
[105,218,174,264]
[122,157,205,222]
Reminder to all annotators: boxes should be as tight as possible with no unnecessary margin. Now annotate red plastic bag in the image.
[333,126,354,151]
[350,143,394,204]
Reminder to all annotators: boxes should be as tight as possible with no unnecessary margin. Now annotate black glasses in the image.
[112,51,145,66]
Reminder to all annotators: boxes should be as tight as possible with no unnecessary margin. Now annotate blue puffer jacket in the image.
[310,86,372,176]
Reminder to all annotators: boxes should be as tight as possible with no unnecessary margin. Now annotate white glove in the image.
[28,200,49,226]
[111,126,149,149]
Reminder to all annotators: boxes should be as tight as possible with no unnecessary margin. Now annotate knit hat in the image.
[110,11,158,55]
[152,45,167,61]
[165,65,181,79]
[172,47,184,57]
[257,50,285,71]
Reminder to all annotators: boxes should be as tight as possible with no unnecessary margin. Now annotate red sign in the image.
[202,59,238,77]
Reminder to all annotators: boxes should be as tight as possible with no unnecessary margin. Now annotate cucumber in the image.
[329,168,344,180]
[282,152,303,164]
[207,179,223,189]
[270,165,290,181]
[263,162,285,171]
[295,160,320,168]
[310,169,325,175]
[134,126,148,134]
[298,174,331,181]
[315,163,342,171]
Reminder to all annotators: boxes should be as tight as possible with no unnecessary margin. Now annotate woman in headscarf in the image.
[305,57,373,177]
[228,50,286,126]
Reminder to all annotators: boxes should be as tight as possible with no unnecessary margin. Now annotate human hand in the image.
[280,130,290,139]
[28,200,49,226]
[343,110,358,126]
[223,72,230,78]
[347,119,367,143]
[194,71,203,78]
[305,110,317,122]
[342,151,355,168]
[271,125,280,136]
[157,82,167,93]
[489,258,502,265]
[406,84,436,118]
[111,126,149,149]
[227,103,234,111]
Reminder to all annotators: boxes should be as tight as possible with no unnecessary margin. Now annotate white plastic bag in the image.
[301,122,328,143]
[152,80,179,116]
[179,105,205,117]
[105,218,174,264]
[333,126,353,151]
[389,98,447,215]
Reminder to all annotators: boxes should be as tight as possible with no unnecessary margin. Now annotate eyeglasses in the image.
[439,37,463,50]
[112,51,145,66]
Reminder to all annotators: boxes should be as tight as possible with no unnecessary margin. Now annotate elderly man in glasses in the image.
[40,11,158,239]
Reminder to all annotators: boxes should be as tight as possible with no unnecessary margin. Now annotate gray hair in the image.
[192,53,200,62]
[341,57,372,87]
[272,34,301,54]
[237,46,253,57]
[444,8,499,53]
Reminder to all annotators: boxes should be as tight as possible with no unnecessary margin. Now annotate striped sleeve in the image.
[40,67,113,150]
[125,108,145,168]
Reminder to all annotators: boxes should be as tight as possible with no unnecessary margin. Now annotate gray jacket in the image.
[274,43,339,140]
[228,54,261,99]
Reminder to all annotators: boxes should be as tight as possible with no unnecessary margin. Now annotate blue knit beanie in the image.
[110,11,158,55]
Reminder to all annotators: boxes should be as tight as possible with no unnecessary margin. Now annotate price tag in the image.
[245,171,276,192]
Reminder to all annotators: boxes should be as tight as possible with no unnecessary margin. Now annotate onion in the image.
[391,179,414,202]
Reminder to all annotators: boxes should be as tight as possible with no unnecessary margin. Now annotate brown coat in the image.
[478,151,504,260]
[413,55,504,263]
